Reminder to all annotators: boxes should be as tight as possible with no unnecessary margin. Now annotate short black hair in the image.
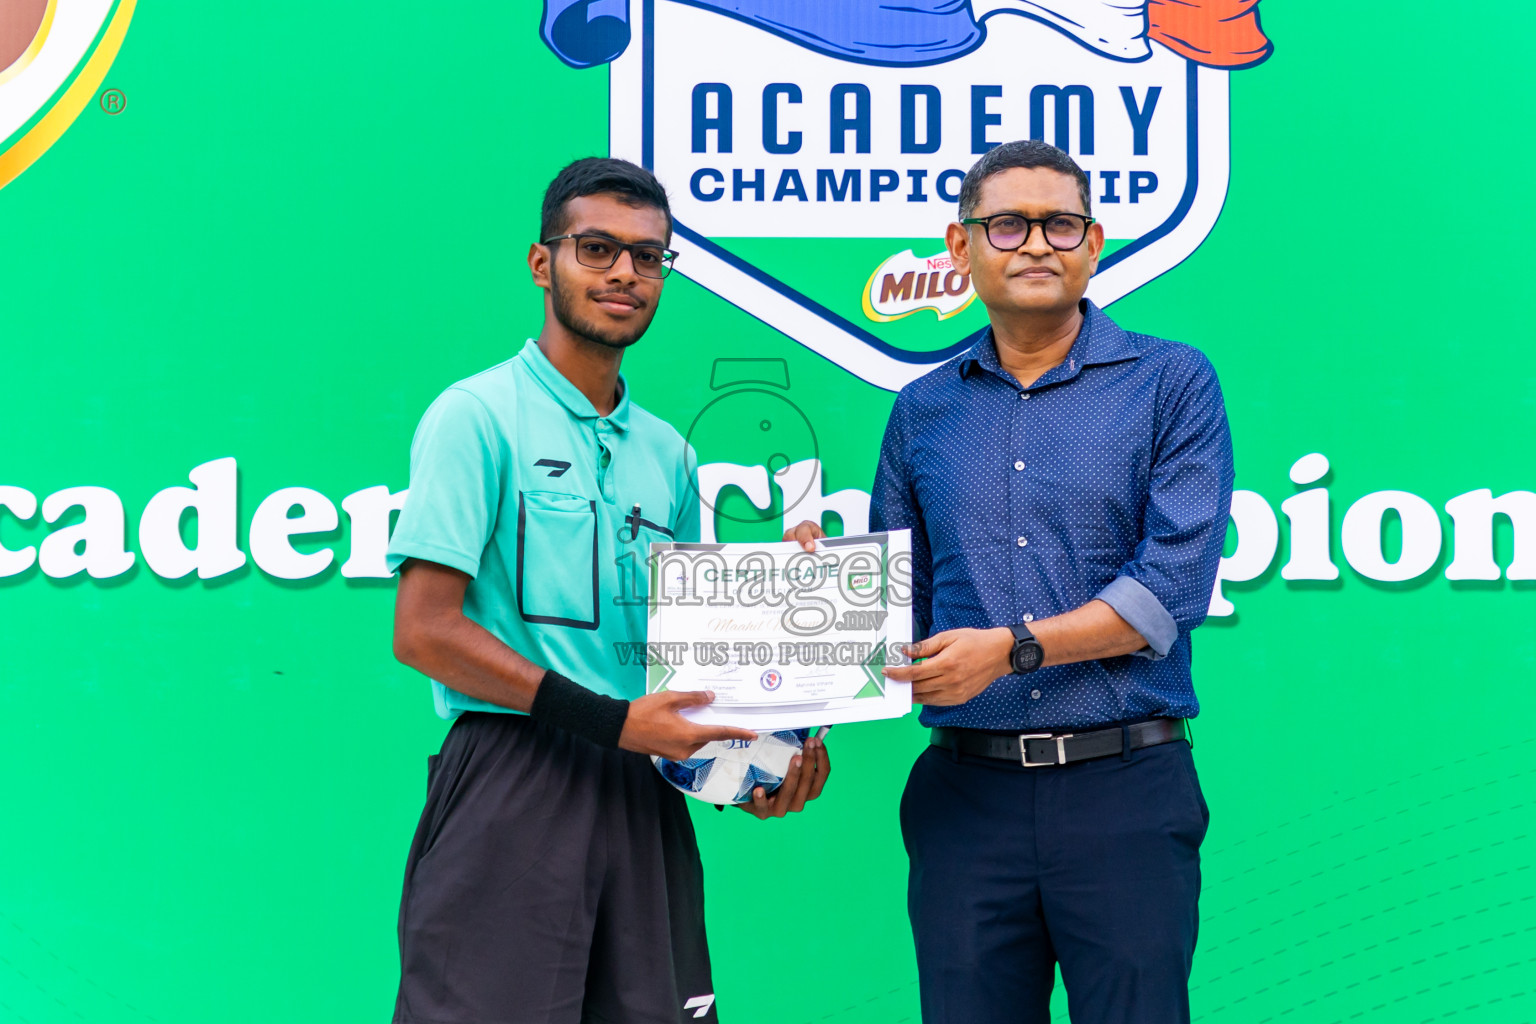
[540,157,672,243]
[957,139,1092,219]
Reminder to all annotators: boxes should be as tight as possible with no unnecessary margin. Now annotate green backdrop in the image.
[2,3,1534,1023]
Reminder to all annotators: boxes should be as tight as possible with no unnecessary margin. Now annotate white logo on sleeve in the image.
[684,993,717,1018]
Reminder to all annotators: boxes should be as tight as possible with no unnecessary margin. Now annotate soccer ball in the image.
[653,729,814,805]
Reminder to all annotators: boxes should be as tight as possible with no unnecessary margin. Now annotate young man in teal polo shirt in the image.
[385,158,830,1024]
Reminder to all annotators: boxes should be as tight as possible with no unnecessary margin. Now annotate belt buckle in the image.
[1018,732,1072,767]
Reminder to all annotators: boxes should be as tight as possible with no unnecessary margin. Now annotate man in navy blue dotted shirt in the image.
[788,139,1233,1023]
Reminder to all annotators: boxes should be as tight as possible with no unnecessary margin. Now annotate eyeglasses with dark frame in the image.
[960,212,1096,252]
[542,233,679,279]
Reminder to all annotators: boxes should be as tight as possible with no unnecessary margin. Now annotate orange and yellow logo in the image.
[0,0,135,192]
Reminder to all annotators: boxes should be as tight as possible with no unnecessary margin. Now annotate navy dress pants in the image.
[901,737,1209,1024]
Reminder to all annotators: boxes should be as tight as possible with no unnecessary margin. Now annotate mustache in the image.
[588,289,645,310]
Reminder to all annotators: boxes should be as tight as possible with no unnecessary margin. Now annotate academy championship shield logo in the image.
[541,0,1270,391]
[0,0,136,192]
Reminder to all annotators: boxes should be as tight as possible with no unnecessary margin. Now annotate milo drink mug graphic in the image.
[685,358,819,532]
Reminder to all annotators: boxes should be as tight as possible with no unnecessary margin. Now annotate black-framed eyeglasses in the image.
[542,233,678,279]
[960,212,1096,252]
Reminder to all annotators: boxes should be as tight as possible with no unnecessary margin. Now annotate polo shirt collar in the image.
[957,299,1140,385]
[519,339,631,432]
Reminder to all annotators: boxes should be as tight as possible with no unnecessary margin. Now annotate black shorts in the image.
[393,712,717,1024]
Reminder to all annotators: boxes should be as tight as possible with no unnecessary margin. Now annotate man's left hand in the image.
[739,734,831,818]
[882,627,1014,706]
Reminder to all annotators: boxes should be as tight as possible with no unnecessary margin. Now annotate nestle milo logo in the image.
[864,250,976,322]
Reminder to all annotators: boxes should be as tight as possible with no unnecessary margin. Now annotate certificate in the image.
[644,531,913,730]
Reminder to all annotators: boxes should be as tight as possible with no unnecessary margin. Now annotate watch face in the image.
[1013,641,1044,674]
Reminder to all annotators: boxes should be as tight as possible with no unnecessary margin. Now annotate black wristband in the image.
[529,669,630,749]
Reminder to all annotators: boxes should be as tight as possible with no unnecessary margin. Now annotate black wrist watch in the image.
[1008,623,1045,675]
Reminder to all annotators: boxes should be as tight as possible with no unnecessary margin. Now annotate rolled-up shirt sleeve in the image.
[869,395,934,643]
[1096,347,1234,659]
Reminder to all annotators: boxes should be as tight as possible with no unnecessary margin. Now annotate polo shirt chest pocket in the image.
[622,503,675,548]
[517,490,599,629]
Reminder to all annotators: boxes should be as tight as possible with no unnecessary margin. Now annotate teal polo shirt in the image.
[387,340,700,718]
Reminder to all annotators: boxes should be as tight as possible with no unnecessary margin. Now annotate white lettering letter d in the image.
[139,457,247,580]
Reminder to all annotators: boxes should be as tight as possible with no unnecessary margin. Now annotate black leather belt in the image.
[930,718,1187,767]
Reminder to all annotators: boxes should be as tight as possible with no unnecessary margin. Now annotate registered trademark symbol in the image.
[98,89,126,115]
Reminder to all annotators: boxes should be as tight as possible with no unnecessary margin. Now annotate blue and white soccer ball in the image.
[653,729,815,805]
